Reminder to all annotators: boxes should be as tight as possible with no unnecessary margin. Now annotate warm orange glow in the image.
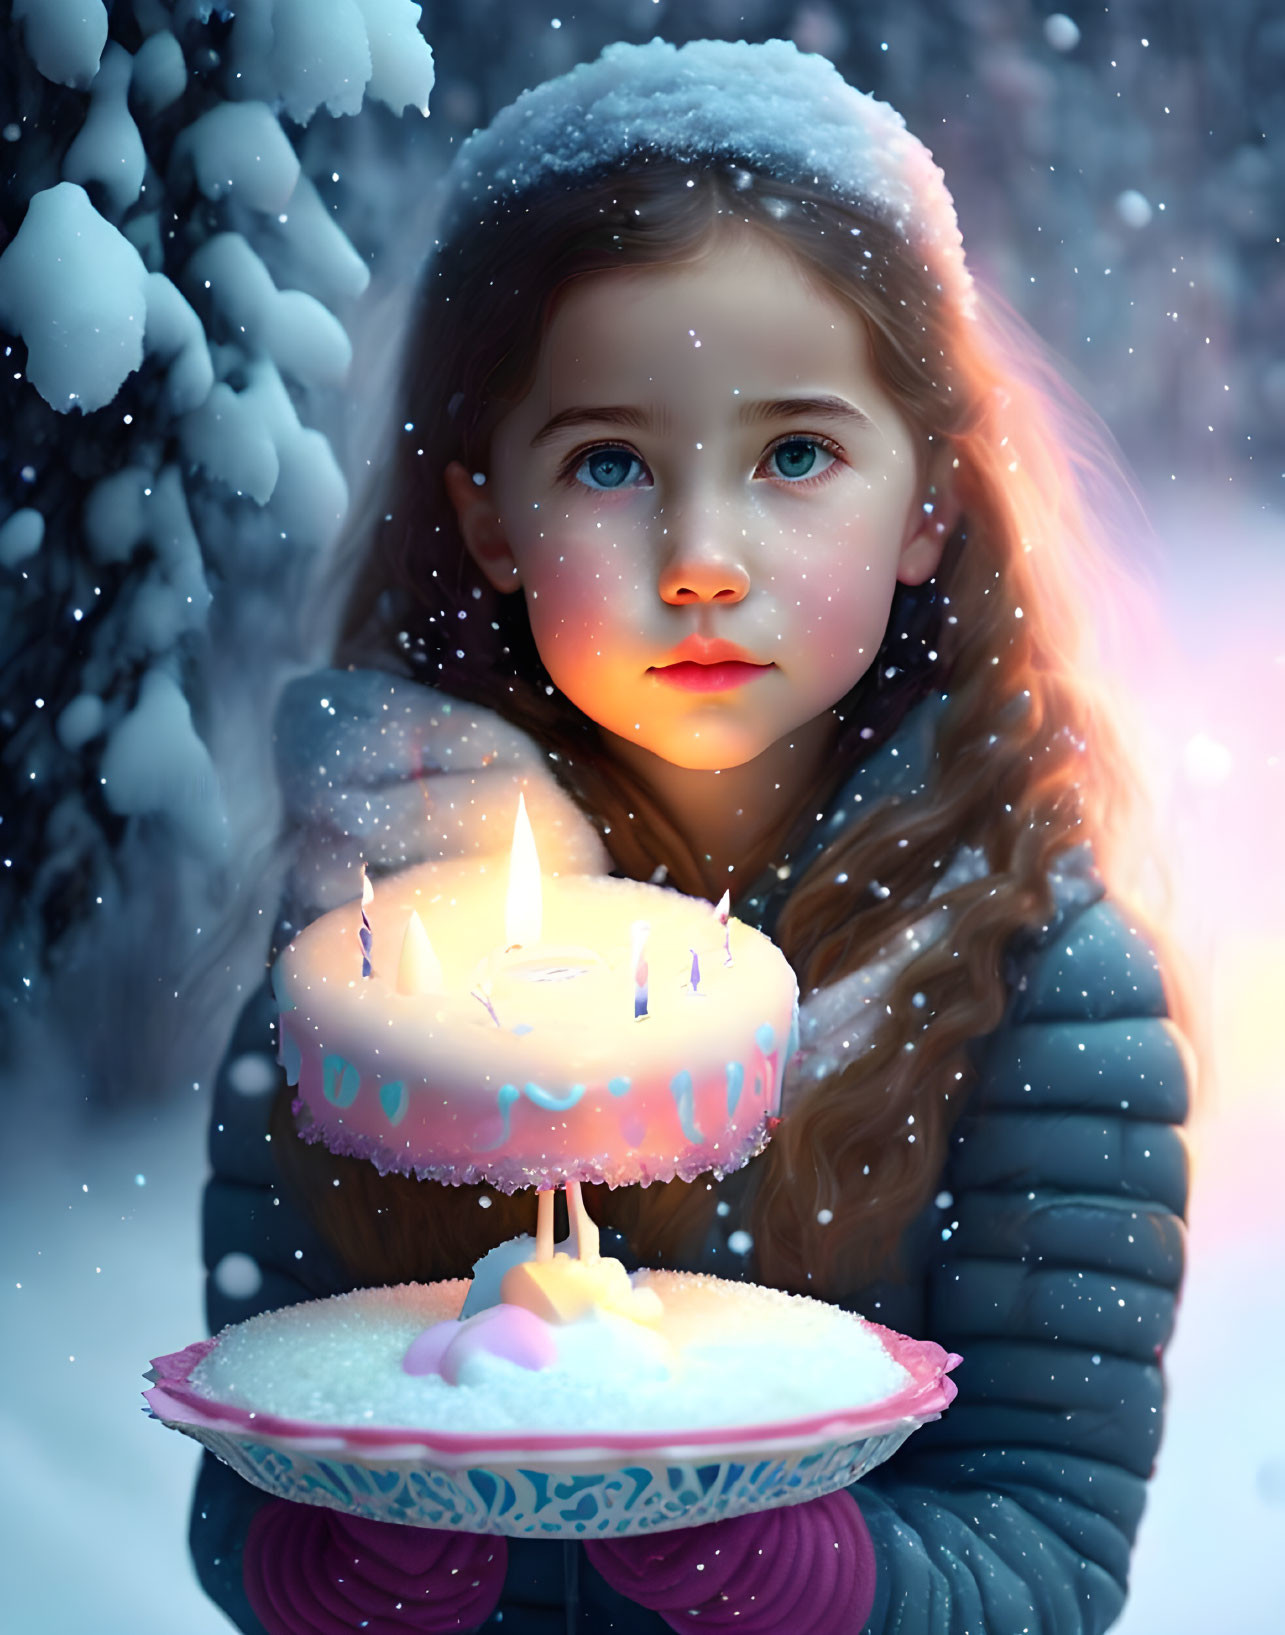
[506,791,543,947]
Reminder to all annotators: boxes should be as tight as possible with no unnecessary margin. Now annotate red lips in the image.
[649,636,775,693]
[660,636,767,667]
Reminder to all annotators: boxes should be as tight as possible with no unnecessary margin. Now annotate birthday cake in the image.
[274,854,799,1193]
[151,808,961,1539]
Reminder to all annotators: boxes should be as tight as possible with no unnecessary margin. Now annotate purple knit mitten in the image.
[243,1501,506,1634]
[585,1489,876,1635]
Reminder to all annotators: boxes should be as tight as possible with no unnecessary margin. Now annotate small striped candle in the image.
[631,920,650,1020]
[359,866,374,978]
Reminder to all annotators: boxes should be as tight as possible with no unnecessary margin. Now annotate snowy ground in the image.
[0,1086,225,1635]
[3,489,1283,1634]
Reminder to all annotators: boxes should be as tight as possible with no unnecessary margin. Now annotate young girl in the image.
[192,39,1191,1635]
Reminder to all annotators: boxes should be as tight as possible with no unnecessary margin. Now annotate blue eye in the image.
[574,447,646,490]
[768,438,836,482]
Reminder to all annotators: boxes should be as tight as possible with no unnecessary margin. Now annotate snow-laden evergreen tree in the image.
[0,0,434,1101]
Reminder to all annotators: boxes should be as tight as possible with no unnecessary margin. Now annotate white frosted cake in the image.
[274,861,799,1192]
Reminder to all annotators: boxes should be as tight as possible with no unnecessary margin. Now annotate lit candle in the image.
[359,865,374,978]
[506,792,542,948]
[715,889,732,965]
[483,796,602,987]
[631,920,650,1020]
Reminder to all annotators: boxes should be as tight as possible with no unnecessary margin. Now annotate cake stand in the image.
[145,1292,960,1540]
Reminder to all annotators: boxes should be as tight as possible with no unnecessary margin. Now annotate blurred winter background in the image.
[1,1,1281,1631]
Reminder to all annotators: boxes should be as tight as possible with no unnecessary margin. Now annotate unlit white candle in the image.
[565,1180,601,1261]
[535,1189,555,1262]
[396,909,442,995]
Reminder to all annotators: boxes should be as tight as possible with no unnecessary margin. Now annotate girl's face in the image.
[447,224,952,772]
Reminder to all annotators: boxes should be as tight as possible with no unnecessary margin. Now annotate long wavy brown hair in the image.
[277,158,1189,1299]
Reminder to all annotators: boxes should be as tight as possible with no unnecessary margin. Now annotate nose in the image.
[657,519,751,606]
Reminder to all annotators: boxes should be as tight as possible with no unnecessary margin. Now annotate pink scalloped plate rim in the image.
[144,1320,960,1461]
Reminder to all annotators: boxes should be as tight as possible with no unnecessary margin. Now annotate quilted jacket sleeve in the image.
[852,894,1191,1634]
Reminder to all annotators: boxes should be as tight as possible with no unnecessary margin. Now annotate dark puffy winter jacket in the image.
[190,672,1189,1634]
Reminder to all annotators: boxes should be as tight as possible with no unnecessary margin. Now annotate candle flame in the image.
[362,867,374,907]
[397,910,442,995]
[506,791,543,947]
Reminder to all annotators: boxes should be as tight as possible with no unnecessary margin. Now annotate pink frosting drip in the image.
[402,1303,559,1383]
[289,1094,777,1194]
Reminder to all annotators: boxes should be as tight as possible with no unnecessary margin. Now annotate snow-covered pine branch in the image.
[0,0,432,1099]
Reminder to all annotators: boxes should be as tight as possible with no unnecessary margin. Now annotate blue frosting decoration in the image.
[787,1002,800,1062]
[725,1061,744,1116]
[379,1080,408,1126]
[322,1054,360,1108]
[670,1070,703,1143]
[475,1083,522,1152]
[607,1076,632,1098]
[755,1023,777,1055]
[523,1081,587,1112]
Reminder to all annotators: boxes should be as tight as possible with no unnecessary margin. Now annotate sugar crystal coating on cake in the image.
[191,1274,909,1436]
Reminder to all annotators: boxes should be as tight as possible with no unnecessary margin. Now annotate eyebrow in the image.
[530,394,874,447]
[531,404,664,447]
[740,395,876,431]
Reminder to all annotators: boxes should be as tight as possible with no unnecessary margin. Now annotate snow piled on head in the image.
[441,36,973,316]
